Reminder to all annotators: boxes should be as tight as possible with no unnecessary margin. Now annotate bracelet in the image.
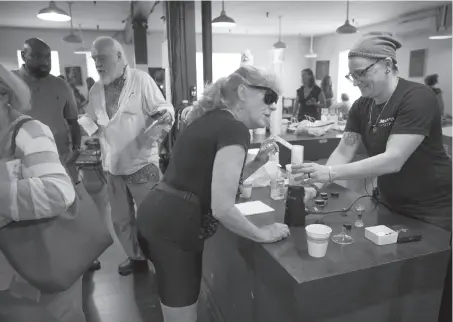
[328,166,333,182]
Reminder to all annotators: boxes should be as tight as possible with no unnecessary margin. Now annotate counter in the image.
[201,184,451,322]
[250,132,366,164]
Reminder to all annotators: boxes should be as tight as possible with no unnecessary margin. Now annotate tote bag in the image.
[0,117,113,293]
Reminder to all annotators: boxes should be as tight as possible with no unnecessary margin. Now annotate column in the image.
[201,0,213,85]
[165,0,197,108]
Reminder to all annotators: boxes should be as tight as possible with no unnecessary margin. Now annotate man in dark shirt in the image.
[14,38,81,183]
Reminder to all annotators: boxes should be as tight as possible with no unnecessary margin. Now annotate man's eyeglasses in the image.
[245,84,279,105]
[345,60,381,82]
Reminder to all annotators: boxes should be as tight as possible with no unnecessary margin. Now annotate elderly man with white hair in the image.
[80,36,174,276]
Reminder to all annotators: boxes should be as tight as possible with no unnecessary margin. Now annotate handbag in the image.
[0,117,113,293]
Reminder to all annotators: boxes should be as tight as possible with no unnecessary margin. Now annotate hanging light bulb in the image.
[429,5,452,40]
[305,35,317,58]
[63,3,83,44]
[273,16,287,49]
[212,0,236,28]
[37,1,71,22]
[336,0,357,34]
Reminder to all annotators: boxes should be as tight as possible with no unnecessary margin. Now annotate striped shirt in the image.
[0,119,75,298]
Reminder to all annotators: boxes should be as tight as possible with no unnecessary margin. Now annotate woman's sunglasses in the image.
[245,84,279,105]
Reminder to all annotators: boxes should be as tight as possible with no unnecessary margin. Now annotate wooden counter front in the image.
[201,184,451,322]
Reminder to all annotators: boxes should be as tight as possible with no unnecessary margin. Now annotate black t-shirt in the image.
[345,78,452,229]
[296,85,323,120]
[163,109,250,214]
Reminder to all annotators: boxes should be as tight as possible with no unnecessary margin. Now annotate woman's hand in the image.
[292,163,332,184]
[254,137,279,164]
[256,223,290,243]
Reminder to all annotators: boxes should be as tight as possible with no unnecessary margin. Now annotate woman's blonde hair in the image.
[0,64,31,112]
[186,65,280,125]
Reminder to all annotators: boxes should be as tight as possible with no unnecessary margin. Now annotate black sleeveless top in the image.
[296,85,322,121]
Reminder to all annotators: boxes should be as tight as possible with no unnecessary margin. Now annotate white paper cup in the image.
[305,224,332,258]
[291,145,304,164]
[240,182,253,199]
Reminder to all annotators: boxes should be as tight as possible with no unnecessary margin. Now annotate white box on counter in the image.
[365,225,398,246]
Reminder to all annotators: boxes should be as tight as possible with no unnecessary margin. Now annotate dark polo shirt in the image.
[13,66,78,155]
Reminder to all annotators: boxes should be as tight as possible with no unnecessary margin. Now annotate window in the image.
[16,50,61,76]
[196,53,241,100]
[85,53,99,82]
[337,50,361,104]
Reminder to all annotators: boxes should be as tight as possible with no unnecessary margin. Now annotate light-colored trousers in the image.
[106,172,157,260]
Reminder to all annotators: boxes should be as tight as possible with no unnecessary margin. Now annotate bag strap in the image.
[11,117,33,156]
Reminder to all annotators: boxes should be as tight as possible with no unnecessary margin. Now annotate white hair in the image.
[92,36,129,65]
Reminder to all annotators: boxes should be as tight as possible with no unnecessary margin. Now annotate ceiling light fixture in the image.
[336,0,357,34]
[305,35,317,58]
[429,5,452,40]
[212,0,236,28]
[273,16,287,49]
[63,2,83,44]
[37,1,71,22]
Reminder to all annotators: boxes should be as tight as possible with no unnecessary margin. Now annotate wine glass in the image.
[332,222,354,244]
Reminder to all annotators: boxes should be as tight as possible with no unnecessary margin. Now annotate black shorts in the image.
[137,185,204,307]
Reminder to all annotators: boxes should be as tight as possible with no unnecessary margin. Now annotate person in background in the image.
[82,36,174,276]
[68,81,87,115]
[136,65,290,322]
[0,64,84,321]
[293,68,326,121]
[86,77,95,92]
[293,32,451,322]
[424,74,445,116]
[321,75,334,108]
[330,93,351,120]
[14,38,81,184]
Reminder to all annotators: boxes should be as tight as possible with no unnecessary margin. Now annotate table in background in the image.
[251,131,367,164]
[201,185,451,322]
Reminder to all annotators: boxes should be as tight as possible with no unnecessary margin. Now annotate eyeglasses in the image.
[245,84,279,105]
[345,60,381,82]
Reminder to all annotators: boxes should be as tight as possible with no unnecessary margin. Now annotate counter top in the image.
[202,184,451,322]
[240,184,451,285]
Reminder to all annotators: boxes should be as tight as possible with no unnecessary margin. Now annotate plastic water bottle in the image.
[270,171,285,200]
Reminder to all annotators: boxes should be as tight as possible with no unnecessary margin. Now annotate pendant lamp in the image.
[273,16,287,49]
[37,1,71,22]
[212,0,236,28]
[429,5,452,40]
[305,35,317,58]
[336,0,357,34]
[63,2,83,44]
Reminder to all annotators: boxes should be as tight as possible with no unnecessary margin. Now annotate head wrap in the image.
[348,32,402,62]
[0,64,31,112]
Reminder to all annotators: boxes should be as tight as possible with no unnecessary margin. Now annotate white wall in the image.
[195,33,310,98]
[310,26,452,115]
[0,27,165,96]
[0,27,310,100]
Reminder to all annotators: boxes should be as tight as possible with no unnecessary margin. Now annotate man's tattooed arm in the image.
[343,132,361,147]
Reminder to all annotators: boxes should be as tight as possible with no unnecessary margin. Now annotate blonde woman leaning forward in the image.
[0,64,84,322]
[136,65,298,322]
